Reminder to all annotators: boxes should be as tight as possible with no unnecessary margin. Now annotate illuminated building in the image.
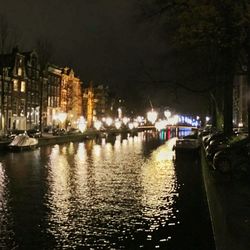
[83,82,109,127]
[46,65,61,127]
[0,48,28,131]
[23,50,41,129]
[60,67,82,128]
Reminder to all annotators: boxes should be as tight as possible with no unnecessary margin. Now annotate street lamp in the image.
[164,110,171,119]
[94,120,102,130]
[122,117,129,125]
[128,122,134,130]
[147,109,158,124]
[115,120,122,129]
[105,117,113,127]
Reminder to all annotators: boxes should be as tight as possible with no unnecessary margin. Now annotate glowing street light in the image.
[115,120,122,129]
[133,121,139,128]
[94,120,102,130]
[118,108,122,119]
[122,117,129,125]
[155,120,168,131]
[147,109,158,124]
[105,117,113,126]
[164,110,171,119]
[128,122,134,130]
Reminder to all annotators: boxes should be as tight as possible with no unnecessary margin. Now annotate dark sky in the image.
[1,0,208,115]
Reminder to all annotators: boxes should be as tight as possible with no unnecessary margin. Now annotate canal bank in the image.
[201,147,250,250]
[0,129,132,150]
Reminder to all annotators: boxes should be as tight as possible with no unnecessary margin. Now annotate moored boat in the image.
[8,134,38,151]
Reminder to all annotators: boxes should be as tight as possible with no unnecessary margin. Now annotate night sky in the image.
[1,0,208,115]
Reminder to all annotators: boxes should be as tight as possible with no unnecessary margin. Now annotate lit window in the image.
[21,81,26,92]
[18,67,22,76]
[13,80,18,91]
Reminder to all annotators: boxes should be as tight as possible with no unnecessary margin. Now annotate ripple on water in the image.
[0,135,179,249]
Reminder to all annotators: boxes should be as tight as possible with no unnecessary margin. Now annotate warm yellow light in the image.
[136,116,144,123]
[106,117,113,126]
[133,121,139,128]
[122,117,129,125]
[57,112,67,123]
[128,122,134,130]
[78,116,87,133]
[115,120,122,129]
[94,120,102,130]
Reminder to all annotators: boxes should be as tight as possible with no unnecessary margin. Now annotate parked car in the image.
[205,138,230,161]
[203,131,226,147]
[213,137,250,177]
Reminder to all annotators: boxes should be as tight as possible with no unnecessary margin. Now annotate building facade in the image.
[0,49,28,131]
[46,65,61,127]
[82,82,109,127]
[24,50,41,129]
[60,67,82,129]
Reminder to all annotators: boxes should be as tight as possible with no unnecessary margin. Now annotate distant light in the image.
[172,115,179,125]
[122,117,129,125]
[136,116,143,123]
[106,117,113,126]
[118,108,122,119]
[94,120,102,130]
[78,116,87,132]
[115,120,122,129]
[164,110,171,119]
[238,122,243,128]
[133,121,139,128]
[155,120,167,131]
[147,109,158,124]
[206,116,210,122]
[128,122,134,130]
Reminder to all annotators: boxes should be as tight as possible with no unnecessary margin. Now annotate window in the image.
[13,80,18,91]
[18,67,22,76]
[21,81,26,92]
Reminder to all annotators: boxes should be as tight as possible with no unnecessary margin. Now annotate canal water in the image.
[0,132,215,249]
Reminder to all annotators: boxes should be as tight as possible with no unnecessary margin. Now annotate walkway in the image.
[202,149,250,250]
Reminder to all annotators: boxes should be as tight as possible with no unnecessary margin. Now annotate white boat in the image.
[8,134,38,151]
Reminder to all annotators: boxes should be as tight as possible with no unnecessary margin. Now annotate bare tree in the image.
[35,37,54,132]
[35,37,54,71]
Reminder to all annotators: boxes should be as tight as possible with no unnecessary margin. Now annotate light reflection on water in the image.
[0,133,179,249]
[45,135,178,248]
[0,162,15,249]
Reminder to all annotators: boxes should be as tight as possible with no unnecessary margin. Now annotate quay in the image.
[201,147,250,250]
[0,129,132,150]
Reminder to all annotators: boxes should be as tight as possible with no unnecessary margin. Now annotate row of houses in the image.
[0,48,110,132]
